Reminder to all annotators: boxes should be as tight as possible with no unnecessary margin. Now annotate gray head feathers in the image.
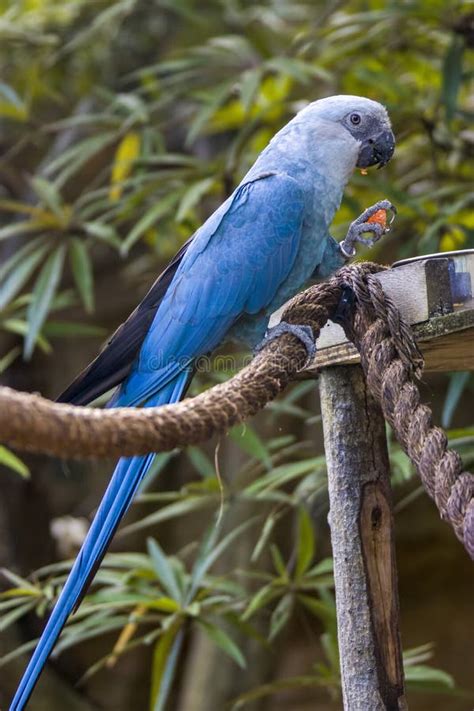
[296,94,390,126]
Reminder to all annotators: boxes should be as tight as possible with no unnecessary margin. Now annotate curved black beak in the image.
[356,128,395,169]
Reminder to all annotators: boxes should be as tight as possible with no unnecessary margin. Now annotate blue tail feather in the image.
[10,370,190,711]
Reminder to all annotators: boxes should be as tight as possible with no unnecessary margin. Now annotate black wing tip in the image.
[56,368,126,406]
[56,368,99,405]
[56,388,89,406]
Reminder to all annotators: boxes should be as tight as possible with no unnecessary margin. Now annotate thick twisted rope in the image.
[0,278,343,459]
[0,263,473,558]
[341,267,474,559]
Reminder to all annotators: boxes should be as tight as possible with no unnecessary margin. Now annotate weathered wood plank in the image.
[419,326,474,372]
[319,365,407,711]
[303,320,474,375]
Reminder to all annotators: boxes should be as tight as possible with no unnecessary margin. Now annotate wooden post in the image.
[319,364,407,711]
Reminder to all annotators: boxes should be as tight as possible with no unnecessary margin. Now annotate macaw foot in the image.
[340,199,397,259]
[255,322,316,362]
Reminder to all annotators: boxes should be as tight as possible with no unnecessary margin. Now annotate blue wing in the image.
[58,172,305,408]
[118,171,305,405]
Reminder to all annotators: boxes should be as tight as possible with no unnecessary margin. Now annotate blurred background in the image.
[0,1,473,709]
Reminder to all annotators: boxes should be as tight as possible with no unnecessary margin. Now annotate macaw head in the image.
[297,95,395,169]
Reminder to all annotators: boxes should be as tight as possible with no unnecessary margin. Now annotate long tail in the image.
[10,371,190,711]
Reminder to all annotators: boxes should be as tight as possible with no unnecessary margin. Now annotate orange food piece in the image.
[367,209,387,228]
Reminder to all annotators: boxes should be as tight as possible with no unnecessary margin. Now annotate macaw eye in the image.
[350,112,362,126]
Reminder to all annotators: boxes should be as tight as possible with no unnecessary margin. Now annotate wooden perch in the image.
[314,250,474,710]
[305,249,474,374]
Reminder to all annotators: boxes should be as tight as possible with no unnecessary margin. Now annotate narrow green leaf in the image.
[42,321,105,338]
[0,220,43,241]
[0,446,30,478]
[146,539,182,603]
[269,594,293,641]
[176,177,214,223]
[267,57,332,83]
[64,621,140,676]
[230,674,328,708]
[81,592,180,613]
[83,221,121,248]
[251,512,279,563]
[242,583,280,621]
[2,319,52,354]
[0,639,37,669]
[198,619,246,668]
[119,496,212,538]
[0,236,48,282]
[50,289,77,311]
[186,82,233,145]
[44,131,117,186]
[0,242,50,310]
[138,450,179,494]
[0,346,21,374]
[121,192,181,255]
[60,1,136,55]
[270,545,288,579]
[229,424,271,466]
[245,457,325,495]
[24,244,66,359]
[0,588,47,602]
[188,517,257,602]
[297,594,336,626]
[56,618,132,656]
[403,642,435,665]
[404,664,455,689]
[0,599,37,631]
[1,569,39,593]
[47,112,118,132]
[320,629,340,673]
[30,177,63,216]
[150,625,184,711]
[442,35,464,121]
[69,238,94,313]
[306,557,334,579]
[0,100,27,121]
[0,82,25,109]
[442,372,471,428]
[239,68,262,112]
[446,426,474,441]
[186,446,215,478]
[295,508,315,579]
[0,596,34,610]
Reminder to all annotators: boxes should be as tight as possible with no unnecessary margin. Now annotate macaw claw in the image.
[340,200,397,259]
[255,321,316,362]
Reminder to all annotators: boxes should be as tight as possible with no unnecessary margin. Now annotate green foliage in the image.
[1,514,257,708]
[442,372,473,428]
[0,409,464,705]
[1,0,473,355]
[0,446,30,478]
[1,0,472,707]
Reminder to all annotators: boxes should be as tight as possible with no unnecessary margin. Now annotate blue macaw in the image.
[10,95,395,709]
